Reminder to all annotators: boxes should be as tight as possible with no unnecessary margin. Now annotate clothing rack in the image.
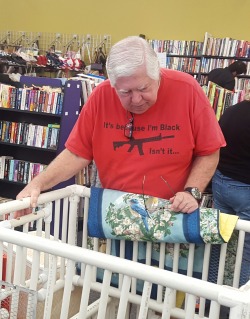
[0,30,112,64]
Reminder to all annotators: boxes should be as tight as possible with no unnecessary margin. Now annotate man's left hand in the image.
[169,191,199,213]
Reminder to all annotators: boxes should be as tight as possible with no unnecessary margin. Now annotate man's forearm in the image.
[36,149,90,191]
[184,151,220,192]
[16,149,90,213]
[21,149,90,195]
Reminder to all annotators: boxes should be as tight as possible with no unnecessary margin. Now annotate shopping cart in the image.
[0,184,249,319]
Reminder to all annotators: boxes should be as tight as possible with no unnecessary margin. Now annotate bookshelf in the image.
[198,55,250,87]
[150,33,250,89]
[202,81,245,121]
[0,76,82,199]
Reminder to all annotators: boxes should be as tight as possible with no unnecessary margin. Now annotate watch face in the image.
[191,188,202,200]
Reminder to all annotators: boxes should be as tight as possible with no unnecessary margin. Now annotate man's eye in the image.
[120,91,130,96]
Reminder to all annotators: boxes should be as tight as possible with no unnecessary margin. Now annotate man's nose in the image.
[131,91,142,104]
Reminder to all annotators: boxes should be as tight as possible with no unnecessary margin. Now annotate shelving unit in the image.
[150,33,250,89]
[163,53,250,87]
[0,76,82,199]
[198,55,250,87]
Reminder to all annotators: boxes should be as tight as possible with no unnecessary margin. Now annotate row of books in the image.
[203,32,250,58]
[0,155,46,184]
[148,32,250,58]
[235,77,250,91]
[0,84,64,115]
[200,58,250,74]
[75,164,92,187]
[166,57,200,73]
[199,75,209,86]
[148,39,204,56]
[75,74,105,105]
[0,121,60,150]
[165,56,250,76]
[203,82,245,120]
[200,75,250,90]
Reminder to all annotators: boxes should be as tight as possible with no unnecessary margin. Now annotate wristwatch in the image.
[184,187,202,200]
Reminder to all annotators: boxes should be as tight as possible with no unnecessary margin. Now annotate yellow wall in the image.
[1,0,250,44]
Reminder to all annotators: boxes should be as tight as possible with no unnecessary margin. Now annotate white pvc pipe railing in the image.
[0,227,249,318]
[0,184,250,319]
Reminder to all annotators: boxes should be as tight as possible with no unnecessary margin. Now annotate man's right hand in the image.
[14,183,42,218]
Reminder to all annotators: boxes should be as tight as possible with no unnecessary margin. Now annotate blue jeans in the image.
[212,169,250,286]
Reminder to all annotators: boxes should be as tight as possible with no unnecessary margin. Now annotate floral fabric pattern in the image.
[199,207,224,244]
[88,187,237,245]
[105,192,177,242]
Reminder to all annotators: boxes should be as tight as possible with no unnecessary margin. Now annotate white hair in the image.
[106,36,160,87]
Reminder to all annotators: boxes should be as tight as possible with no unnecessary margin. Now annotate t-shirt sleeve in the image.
[65,91,97,160]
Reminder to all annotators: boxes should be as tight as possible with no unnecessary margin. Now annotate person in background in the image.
[212,86,250,286]
[207,60,247,91]
[16,36,225,216]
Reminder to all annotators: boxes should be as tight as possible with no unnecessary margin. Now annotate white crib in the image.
[0,184,249,319]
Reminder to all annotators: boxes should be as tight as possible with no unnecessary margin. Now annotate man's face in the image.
[114,68,160,114]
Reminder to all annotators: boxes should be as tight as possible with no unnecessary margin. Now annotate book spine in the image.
[4,158,11,180]
[38,91,44,112]
[20,88,27,110]
[23,162,30,184]
[25,89,31,110]
[13,159,19,182]
[0,121,2,142]
[29,90,36,111]
[10,87,17,109]
[8,159,15,181]
[16,88,23,110]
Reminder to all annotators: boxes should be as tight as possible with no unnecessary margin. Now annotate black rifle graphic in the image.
[113,134,175,155]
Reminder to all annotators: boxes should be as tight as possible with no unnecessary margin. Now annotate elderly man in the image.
[16,36,225,215]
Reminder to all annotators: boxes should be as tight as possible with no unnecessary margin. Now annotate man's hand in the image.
[169,191,199,213]
[13,149,90,219]
[14,183,42,218]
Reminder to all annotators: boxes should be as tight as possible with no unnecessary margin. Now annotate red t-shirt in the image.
[66,69,225,198]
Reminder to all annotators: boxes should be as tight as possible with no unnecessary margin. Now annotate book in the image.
[0,121,2,140]
[47,123,60,149]
[27,123,35,146]
[17,160,25,182]
[28,89,36,111]
[0,84,13,108]
[16,88,23,109]
[212,87,220,114]
[10,122,17,144]
[10,87,17,109]
[207,81,217,107]
[222,91,233,114]
[24,89,31,110]
[33,90,40,112]
[51,92,58,114]
[0,156,13,179]
[38,90,45,112]
[4,157,12,180]
[23,161,30,184]
[215,88,225,120]
[1,121,7,142]
[4,121,10,143]
[20,88,28,110]
[43,92,50,113]
[35,125,44,148]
